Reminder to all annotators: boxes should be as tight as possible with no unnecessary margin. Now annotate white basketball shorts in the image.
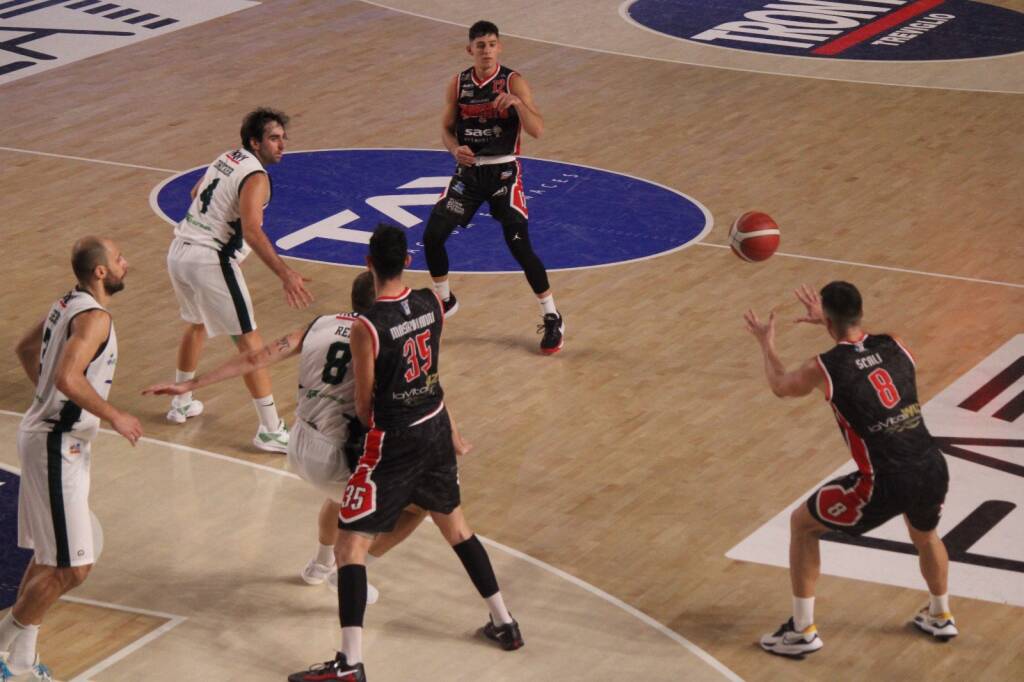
[16,429,95,567]
[287,419,352,501]
[167,238,256,338]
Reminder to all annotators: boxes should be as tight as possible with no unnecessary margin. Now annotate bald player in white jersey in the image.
[2,237,142,681]
[144,273,461,596]
[165,107,313,453]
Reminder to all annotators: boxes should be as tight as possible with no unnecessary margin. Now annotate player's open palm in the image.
[744,309,776,344]
[795,284,825,325]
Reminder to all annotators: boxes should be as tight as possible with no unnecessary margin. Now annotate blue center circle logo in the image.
[624,0,1024,61]
[151,149,710,273]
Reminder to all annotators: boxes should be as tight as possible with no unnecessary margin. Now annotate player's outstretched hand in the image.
[283,267,314,309]
[141,381,190,396]
[794,284,824,325]
[453,145,476,166]
[111,410,142,446]
[744,309,776,344]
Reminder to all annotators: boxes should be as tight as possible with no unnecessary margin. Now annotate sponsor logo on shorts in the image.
[452,181,466,195]
[492,186,508,198]
[625,0,1024,61]
[445,198,465,215]
[500,170,513,180]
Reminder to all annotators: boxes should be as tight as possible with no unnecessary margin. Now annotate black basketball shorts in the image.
[431,161,529,227]
[338,408,461,534]
[807,454,949,536]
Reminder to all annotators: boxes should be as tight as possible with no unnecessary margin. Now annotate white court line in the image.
[357,0,1024,95]
[0,411,742,681]
[0,146,177,174]
[8,144,1022,289]
[0,461,187,682]
[62,597,187,682]
[698,242,1024,289]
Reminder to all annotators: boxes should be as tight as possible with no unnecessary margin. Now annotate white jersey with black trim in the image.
[295,314,358,440]
[20,288,118,441]
[173,148,270,261]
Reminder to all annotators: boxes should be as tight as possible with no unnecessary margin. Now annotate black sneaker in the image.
[287,652,366,681]
[538,312,564,355]
[442,291,459,318]
[481,616,525,651]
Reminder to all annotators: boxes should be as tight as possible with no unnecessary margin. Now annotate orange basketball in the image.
[729,211,780,262]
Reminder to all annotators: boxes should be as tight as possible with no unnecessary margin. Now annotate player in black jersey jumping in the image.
[287,225,522,682]
[744,282,957,658]
[422,20,564,354]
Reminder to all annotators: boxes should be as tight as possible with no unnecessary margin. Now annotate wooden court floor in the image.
[1,1,1022,680]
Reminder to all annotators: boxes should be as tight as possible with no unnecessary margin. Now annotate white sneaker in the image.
[327,570,380,605]
[760,617,823,657]
[912,607,959,640]
[0,653,51,681]
[301,559,335,585]
[253,420,289,453]
[166,399,204,424]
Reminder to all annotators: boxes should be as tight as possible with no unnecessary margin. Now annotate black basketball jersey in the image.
[361,288,445,429]
[455,64,521,157]
[818,334,939,474]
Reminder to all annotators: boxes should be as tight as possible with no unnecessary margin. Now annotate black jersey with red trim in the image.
[455,64,521,157]
[360,288,445,430]
[817,334,939,474]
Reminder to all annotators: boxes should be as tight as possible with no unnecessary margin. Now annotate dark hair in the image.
[240,107,289,152]
[821,281,863,332]
[368,224,407,281]
[71,236,109,284]
[351,271,376,314]
[469,20,499,41]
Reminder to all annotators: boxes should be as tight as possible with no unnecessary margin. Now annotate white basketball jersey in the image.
[296,314,358,440]
[20,289,118,442]
[173,149,270,261]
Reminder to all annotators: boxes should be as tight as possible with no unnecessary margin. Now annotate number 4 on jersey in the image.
[199,178,220,214]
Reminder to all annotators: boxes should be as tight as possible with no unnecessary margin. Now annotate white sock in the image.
[486,591,513,625]
[341,626,363,664]
[433,279,451,301]
[929,593,950,616]
[0,611,25,652]
[8,621,39,673]
[316,543,334,567]
[173,370,195,406]
[792,596,815,631]
[253,395,280,429]
[538,294,557,316]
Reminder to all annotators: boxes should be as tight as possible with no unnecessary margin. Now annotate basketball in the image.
[729,211,780,262]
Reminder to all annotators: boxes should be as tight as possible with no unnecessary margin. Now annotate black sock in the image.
[453,535,499,598]
[338,564,367,628]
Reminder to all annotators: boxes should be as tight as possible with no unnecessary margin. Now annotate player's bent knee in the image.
[59,564,92,590]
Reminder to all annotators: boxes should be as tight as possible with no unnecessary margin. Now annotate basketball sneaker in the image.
[326,570,380,605]
[481,615,524,651]
[0,654,51,681]
[538,312,564,354]
[166,399,204,424]
[912,607,959,641]
[287,653,365,682]
[442,292,459,318]
[760,617,823,657]
[301,559,335,586]
[253,420,289,453]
